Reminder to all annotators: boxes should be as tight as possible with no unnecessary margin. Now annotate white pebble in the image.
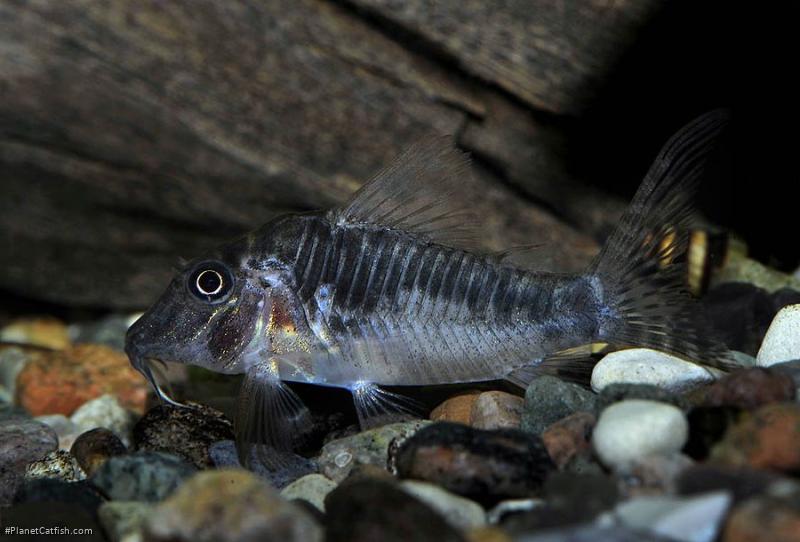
[280,474,337,512]
[70,394,134,446]
[400,481,486,530]
[592,400,688,471]
[613,491,732,542]
[757,304,800,367]
[591,349,721,393]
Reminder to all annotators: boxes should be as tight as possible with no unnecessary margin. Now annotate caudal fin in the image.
[589,110,735,370]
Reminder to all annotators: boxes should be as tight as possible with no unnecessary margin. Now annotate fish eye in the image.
[187,261,234,303]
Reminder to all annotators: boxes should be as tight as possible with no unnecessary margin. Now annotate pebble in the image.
[207,439,317,489]
[13,478,106,518]
[400,480,486,530]
[0,415,58,471]
[280,473,338,512]
[25,449,85,482]
[592,400,689,471]
[711,402,800,472]
[611,491,732,542]
[35,414,82,450]
[687,368,795,409]
[757,304,800,367]
[0,346,32,395]
[14,344,147,416]
[543,471,619,522]
[470,391,524,430]
[714,256,800,294]
[677,464,785,504]
[540,411,595,468]
[71,394,136,446]
[90,451,196,502]
[521,376,597,435]
[143,469,322,542]
[394,422,555,505]
[620,453,695,497]
[0,384,10,406]
[71,428,128,477]
[722,482,800,542]
[133,403,234,468]
[319,420,430,483]
[592,348,720,393]
[431,392,482,425]
[431,391,524,430]
[595,383,687,413]
[502,524,677,541]
[0,317,71,349]
[325,478,467,542]
[561,453,606,476]
[486,498,544,524]
[770,359,800,387]
[0,414,58,505]
[499,502,591,534]
[98,501,154,542]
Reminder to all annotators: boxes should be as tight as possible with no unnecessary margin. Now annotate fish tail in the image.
[587,109,736,370]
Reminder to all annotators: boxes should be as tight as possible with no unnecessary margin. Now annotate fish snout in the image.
[124,317,150,366]
[124,316,188,408]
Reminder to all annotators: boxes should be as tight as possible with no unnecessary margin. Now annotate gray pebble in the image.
[521,376,597,435]
[319,420,430,483]
[280,473,337,512]
[98,500,154,542]
[90,451,196,502]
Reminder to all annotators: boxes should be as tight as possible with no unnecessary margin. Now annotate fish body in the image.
[238,212,599,388]
[125,111,732,465]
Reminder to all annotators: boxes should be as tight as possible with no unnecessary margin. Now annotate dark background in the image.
[1,0,796,319]
[572,1,794,269]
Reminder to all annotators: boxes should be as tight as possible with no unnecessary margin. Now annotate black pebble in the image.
[325,478,467,542]
[133,402,234,468]
[394,422,555,506]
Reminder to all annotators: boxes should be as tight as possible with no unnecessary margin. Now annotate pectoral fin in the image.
[351,381,423,430]
[235,360,312,469]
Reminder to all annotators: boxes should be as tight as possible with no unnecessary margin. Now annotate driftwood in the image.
[0,0,658,309]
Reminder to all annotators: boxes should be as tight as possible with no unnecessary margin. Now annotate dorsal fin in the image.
[330,136,480,249]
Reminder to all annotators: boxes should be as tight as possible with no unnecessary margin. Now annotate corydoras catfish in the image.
[125,110,733,466]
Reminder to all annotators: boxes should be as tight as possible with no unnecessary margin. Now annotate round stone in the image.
[144,469,322,542]
[591,349,721,393]
[592,400,689,471]
[89,451,196,502]
[757,304,800,367]
[280,474,338,512]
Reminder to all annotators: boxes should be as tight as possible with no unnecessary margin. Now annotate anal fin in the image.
[235,360,312,469]
[505,344,601,389]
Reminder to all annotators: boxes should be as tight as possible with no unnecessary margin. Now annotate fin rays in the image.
[235,361,313,469]
[351,382,423,429]
[332,136,480,249]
